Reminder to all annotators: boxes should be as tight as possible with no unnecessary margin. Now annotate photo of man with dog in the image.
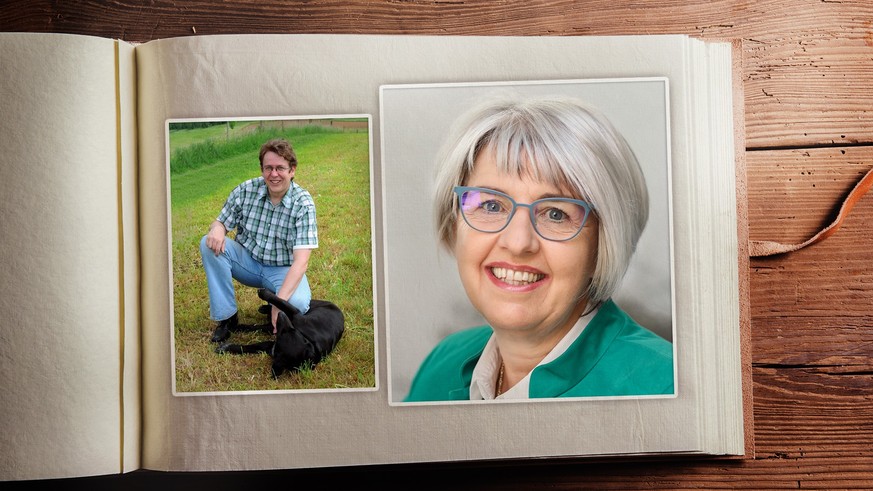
[169,117,376,393]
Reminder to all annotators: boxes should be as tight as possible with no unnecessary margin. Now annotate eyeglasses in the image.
[454,186,593,242]
[262,165,292,175]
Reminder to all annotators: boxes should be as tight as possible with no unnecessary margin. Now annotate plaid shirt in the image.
[217,177,318,266]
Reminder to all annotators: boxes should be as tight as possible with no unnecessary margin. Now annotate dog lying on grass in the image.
[215,288,345,378]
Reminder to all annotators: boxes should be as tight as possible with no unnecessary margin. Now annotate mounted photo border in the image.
[379,79,676,405]
[165,115,378,396]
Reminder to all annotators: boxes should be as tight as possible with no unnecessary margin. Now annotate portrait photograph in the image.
[381,79,676,404]
[167,116,376,394]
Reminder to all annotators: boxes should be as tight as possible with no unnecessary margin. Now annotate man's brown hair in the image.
[259,138,298,168]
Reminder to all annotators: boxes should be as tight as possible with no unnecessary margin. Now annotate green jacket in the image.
[404,300,674,402]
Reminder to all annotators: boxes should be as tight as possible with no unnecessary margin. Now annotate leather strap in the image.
[749,166,873,257]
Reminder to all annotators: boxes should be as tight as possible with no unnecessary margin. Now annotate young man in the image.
[200,138,318,343]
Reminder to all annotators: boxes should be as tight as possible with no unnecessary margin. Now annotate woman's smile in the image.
[487,264,546,289]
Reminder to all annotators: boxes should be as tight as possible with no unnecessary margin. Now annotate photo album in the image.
[0,32,750,481]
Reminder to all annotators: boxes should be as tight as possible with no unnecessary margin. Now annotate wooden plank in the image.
[752,367,873,450]
[741,4,873,149]
[1,0,873,148]
[752,314,873,368]
[750,255,873,317]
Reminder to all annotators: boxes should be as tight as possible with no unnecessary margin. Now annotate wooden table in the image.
[3,1,871,489]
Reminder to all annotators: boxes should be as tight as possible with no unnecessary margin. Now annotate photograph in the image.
[168,116,376,394]
[381,79,676,404]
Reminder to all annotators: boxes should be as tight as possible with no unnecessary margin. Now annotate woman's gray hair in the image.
[433,94,649,304]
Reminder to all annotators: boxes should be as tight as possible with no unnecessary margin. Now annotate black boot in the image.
[210,313,238,343]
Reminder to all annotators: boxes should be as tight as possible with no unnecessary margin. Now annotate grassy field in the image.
[170,120,375,393]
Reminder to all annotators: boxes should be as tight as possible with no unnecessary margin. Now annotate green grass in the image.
[170,121,375,393]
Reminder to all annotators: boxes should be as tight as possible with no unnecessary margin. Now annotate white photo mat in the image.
[163,114,379,397]
[380,78,675,404]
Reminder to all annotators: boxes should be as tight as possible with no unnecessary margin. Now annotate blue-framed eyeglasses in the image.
[454,186,594,242]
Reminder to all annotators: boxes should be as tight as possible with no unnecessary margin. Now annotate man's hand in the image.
[271,249,312,334]
[271,305,280,334]
[205,221,227,255]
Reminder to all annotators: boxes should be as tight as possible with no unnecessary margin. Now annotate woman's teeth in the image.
[491,267,544,285]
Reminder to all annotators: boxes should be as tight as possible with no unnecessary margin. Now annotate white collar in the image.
[469,305,600,400]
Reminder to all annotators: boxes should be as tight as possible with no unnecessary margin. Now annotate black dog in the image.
[216,289,345,378]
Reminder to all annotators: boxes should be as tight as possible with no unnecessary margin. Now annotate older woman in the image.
[404,96,674,402]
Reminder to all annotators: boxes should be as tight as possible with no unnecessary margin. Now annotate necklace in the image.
[495,361,505,397]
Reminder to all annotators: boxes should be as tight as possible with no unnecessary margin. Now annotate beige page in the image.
[0,33,140,480]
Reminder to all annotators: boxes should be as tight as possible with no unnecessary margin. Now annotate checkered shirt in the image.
[217,177,318,266]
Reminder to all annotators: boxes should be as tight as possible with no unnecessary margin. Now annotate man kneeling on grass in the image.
[199,138,318,343]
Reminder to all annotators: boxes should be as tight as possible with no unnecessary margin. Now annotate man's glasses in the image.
[262,165,291,175]
[454,186,593,242]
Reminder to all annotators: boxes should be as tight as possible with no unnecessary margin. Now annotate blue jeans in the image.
[199,235,311,321]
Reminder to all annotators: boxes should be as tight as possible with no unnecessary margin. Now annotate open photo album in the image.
[0,32,750,481]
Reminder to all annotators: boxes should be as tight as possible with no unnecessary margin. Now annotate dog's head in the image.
[270,310,319,378]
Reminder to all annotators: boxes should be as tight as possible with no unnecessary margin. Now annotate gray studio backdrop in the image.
[380,79,673,404]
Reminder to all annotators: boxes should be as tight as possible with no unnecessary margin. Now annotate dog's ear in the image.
[275,310,295,336]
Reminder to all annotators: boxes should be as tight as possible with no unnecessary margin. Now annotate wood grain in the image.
[2,0,872,489]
